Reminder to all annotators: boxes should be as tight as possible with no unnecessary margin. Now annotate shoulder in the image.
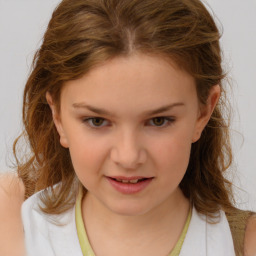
[22,183,75,226]
[22,186,80,256]
[0,172,25,255]
[225,207,256,256]
[0,172,24,216]
[21,188,51,240]
[0,171,24,195]
[244,214,256,256]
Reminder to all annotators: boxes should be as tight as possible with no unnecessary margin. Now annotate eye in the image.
[148,117,175,127]
[83,117,109,128]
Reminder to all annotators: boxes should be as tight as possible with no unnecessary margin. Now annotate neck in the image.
[81,189,190,256]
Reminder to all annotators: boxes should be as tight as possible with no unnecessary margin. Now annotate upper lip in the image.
[107,176,153,180]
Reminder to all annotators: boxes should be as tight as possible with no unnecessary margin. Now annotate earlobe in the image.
[45,92,69,148]
[192,85,221,143]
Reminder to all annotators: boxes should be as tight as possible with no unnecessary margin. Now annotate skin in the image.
[0,173,25,256]
[245,217,256,256]
[47,53,220,255]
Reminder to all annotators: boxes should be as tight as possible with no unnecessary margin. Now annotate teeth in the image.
[129,179,139,184]
[115,179,140,184]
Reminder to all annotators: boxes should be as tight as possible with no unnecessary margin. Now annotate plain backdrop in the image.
[0,0,256,210]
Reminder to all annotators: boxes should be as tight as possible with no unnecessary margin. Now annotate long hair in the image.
[14,0,234,216]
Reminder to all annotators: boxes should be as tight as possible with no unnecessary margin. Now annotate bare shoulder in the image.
[0,172,24,196]
[0,172,25,256]
[0,172,24,207]
[244,214,256,256]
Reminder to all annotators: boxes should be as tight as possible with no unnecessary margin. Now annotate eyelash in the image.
[82,117,110,128]
[147,117,175,127]
[82,116,175,129]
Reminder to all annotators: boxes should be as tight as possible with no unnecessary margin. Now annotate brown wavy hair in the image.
[14,0,235,216]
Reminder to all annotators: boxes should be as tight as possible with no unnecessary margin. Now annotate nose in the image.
[110,129,147,169]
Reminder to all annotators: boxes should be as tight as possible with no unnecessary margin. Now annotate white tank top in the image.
[22,190,236,256]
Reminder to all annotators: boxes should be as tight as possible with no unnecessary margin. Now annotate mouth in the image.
[106,176,154,194]
[111,177,149,184]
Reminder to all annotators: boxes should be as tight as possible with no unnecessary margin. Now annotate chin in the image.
[105,200,153,217]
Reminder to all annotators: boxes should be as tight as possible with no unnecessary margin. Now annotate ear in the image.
[192,85,220,143]
[46,92,69,148]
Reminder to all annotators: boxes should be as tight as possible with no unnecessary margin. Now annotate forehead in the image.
[61,53,197,112]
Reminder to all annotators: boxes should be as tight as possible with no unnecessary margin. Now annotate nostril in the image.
[110,143,147,169]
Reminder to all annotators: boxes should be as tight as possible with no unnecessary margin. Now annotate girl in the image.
[12,0,256,255]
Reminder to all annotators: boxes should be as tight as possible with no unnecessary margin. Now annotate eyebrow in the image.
[72,102,185,116]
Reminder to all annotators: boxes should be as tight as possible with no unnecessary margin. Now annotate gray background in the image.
[0,0,256,210]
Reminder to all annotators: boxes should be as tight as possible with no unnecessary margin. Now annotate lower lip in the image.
[107,177,153,194]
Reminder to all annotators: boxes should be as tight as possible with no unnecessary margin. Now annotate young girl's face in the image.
[49,53,218,216]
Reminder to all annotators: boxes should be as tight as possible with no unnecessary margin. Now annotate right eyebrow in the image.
[72,103,115,116]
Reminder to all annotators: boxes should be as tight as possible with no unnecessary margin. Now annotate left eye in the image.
[148,117,174,127]
[83,117,109,128]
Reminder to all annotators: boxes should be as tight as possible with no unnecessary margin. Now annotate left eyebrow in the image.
[142,103,185,116]
[72,102,185,117]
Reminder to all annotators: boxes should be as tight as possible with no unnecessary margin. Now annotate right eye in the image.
[146,116,175,127]
[82,117,110,128]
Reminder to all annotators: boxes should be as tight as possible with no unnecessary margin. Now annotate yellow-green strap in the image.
[75,186,95,256]
[75,186,191,256]
[169,208,192,256]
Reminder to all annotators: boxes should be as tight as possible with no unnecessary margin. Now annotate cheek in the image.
[150,130,192,176]
[67,133,108,178]
[152,140,191,192]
